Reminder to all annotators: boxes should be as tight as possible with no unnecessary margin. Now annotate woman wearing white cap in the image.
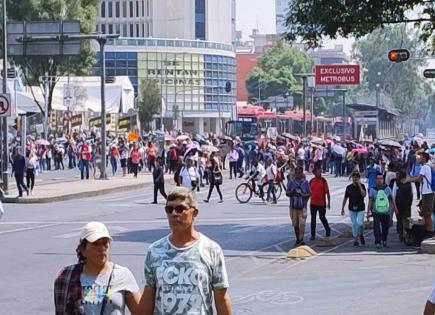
[54,221,141,314]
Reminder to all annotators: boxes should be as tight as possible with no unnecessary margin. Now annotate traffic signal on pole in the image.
[423,69,435,79]
[388,49,410,62]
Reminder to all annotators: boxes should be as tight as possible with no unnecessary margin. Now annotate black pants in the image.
[169,160,177,174]
[415,182,421,200]
[46,158,51,171]
[148,156,155,172]
[229,161,237,179]
[237,160,244,177]
[132,163,138,177]
[26,169,35,190]
[15,174,28,196]
[397,205,412,239]
[153,182,167,202]
[206,183,223,201]
[310,205,331,238]
[373,213,390,244]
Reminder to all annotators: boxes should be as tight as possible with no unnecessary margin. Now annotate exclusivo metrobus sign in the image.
[315,64,360,85]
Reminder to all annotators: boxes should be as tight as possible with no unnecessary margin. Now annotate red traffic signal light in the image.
[423,69,435,79]
[388,49,410,62]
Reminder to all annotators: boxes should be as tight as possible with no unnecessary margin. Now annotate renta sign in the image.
[315,64,360,85]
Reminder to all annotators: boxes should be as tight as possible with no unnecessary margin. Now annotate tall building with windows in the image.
[94,0,236,134]
[275,0,289,35]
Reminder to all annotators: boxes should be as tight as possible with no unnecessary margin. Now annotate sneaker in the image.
[299,240,306,246]
[382,241,387,248]
[360,235,365,245]
[272,201,277,204]
[353,241,359,247]
[376,243,381,249]
[294,239,300,247]
[203,199,209,203]
[325,230,331,238]
[151,201,157,204]
[218,200,223,203]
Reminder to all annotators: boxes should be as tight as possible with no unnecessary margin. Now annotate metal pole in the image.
[310,87,314,135]
[302,76,307,137]
[160,98,164,132]
[21,115,26,150]
[43,72,49,139]
[342,90,346,137]
[99,38,107,179]
[2,0,8,194]
[376,85,380,140]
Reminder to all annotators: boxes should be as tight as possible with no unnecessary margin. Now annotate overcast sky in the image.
[236,0,354,54]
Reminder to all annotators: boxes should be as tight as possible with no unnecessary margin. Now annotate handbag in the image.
[214,172,223,185]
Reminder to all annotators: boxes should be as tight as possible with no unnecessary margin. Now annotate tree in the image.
[245,44,313,104]
[284,0,435,50]
[137,79,161,131]
[350,25,429,114]
[7,0,99,114]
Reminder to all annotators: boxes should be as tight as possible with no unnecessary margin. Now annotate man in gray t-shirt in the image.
[138,187,232,315]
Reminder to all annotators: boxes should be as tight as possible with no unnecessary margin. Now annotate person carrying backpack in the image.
[404,152,435,233]
[367,173,398,249]
[287,166,311,246]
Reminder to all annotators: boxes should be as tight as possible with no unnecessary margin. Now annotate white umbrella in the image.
[201,145,219,153]
[176,134,190,141]
[378,139,401,148]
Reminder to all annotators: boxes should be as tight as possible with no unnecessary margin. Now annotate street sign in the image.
[0,94,11,117]
[118,117,132,130]
[354,110,378,117]
[315,64,360,85]
[7,21,81,56]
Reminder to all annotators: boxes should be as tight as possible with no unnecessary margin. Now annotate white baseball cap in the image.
[80,222,112,243]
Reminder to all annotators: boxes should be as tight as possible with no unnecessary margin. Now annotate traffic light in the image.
[388,49,410,62]
[225,81,232,93]
[423,69,435,79]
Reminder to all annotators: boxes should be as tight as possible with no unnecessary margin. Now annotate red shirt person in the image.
[309,168,331,240]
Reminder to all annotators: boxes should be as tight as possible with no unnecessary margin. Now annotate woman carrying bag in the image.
[204,154,224,203]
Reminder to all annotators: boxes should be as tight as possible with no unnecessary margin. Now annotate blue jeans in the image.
[110,156,117,175]
[349,210,365,238]
[266,179,276,202]
[80,160,90,180]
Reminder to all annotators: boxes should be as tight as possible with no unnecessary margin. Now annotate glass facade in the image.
[195,0,206,40]
[93,48,235,113]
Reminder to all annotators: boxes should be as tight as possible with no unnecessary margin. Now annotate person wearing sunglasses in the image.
[139,187,232,315]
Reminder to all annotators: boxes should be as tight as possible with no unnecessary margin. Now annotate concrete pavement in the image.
[1,175,433,314]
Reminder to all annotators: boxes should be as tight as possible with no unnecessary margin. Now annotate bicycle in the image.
[235,178,282,203]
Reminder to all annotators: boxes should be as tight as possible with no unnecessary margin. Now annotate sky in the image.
[236,0,354,55]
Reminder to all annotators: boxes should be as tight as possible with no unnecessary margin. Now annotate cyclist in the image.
[247,158,266,200]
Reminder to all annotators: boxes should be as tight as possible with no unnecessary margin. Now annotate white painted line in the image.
[0,223,60,235]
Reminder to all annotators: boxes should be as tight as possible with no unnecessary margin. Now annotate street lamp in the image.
[295,73,315,138]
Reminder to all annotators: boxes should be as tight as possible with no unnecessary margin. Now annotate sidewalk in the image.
[3,172,158,204]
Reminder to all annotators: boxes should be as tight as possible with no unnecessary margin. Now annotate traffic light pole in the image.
[2,0,8,194]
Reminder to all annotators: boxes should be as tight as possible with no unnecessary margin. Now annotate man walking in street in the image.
[139,187,232,314]
[405,152,434,233]
[287,166,311,246]
[11,147,29,197]
[367,173,398,249]
[341,172,367,246]
[392,169,413,242]
[309,167,331,240]
[366,157,380,189]
[152,156,167,204]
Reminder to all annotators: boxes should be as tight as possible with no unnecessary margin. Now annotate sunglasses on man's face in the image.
[164,205,192,214]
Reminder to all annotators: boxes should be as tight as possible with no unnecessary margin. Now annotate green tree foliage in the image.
[137,79,161,131]
[350,26,429,114]
[245,44,313,104]
[284,0,435,50]
[7,0,99,113]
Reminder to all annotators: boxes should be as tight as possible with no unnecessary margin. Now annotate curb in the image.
[1,181,154,204]
[420,237,435,254]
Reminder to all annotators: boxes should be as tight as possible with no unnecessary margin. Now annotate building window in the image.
[136,24,140,37]
[101,1,106,18]
[195,0,206,40]
[101,24,106,33]
[136,1,139,17]
[130,24,134,37]
[116,24,121,35]
[129,1,133,17]
[146,0,150,16]
[108,24,113,34]
[142,0,145,17]
[142,24,145,38]
[115,1,120,17]
[123,1,127,17]
[122,24,128,37]
[108,1,113,17]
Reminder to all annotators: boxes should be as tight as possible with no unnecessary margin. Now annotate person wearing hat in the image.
[404,152,434,232]
[54,222,141,314]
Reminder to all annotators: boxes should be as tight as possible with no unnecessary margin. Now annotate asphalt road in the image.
[0,172,433,315]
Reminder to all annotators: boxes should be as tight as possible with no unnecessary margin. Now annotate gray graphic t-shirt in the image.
[144,234,229,315]
[80,263,140,315]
